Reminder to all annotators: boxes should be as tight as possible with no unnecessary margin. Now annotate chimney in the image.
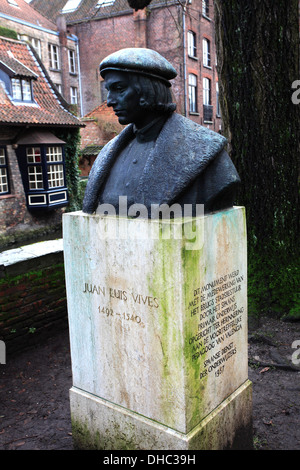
[133,9,148,48]
[57,15,70,101]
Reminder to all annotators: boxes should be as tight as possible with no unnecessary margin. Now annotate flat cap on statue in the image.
[99,48,177,86]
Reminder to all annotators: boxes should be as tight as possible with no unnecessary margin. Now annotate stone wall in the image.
[0,247,67,356]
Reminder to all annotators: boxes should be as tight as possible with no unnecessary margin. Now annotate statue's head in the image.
[100,48,177,128]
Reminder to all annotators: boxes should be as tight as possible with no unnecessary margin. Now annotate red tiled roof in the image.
[31,0,176,24]
[0,51,38,78]
[0,0,57,31]
[0,36,82,127]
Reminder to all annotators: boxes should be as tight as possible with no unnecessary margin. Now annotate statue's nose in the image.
[107,91,116,107]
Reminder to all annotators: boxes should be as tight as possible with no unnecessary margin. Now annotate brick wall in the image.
[71,6,186,116]
[0,144,27,232]
[184,0,222,131]
[0,252,67,356]
[146,4,185,116]
[71,2,221,131]
[73,14,136,116]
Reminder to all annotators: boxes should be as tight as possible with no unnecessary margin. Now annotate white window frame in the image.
[46,146,64,188]
[188,73,198,113]
[30,37,42,58]
[26,146,65,190]
[203,77,211,105]
[187,31,197,58]
[26,147,44,190]
[48,44,60,70]
[11,78,22,100]
[11,78,33,102]
[202,0,209,18]
[70,86,78,104]
[0,148,9,195]
[216,82,220,116]
[68,49,76,74]
[203,38,211,67]
[55,83,62,95]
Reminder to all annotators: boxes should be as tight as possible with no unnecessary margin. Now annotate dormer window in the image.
[0,52,37,104]
[62,0,82,13]
[11,78,33,102]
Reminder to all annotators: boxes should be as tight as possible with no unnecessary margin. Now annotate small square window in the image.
[28,165,44,190]
[26,147,41,163]
[46,146,63,162]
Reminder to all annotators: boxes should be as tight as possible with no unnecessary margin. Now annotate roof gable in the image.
[0,51,38,78]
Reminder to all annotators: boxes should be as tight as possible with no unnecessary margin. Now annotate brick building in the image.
[0,35,82,234]
[79,102,123,175]
[0,0,82,115]
[31,0,222,132]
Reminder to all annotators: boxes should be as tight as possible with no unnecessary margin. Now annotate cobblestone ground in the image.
[0,317,299,451]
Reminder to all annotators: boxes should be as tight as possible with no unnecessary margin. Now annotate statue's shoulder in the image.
[168,112,227,144]
[162,113,227,158]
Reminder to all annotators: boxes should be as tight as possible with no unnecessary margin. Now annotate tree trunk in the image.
[213,0,299,316]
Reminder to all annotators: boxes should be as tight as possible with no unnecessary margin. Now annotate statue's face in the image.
[104,71,143,127]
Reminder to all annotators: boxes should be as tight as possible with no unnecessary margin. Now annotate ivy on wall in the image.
[54,128,82,212]
[0,26,18,40]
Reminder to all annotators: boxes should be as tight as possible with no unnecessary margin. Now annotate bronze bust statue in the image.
[82,48,240,217]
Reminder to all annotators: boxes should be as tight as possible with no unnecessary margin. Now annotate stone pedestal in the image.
[63,207,252,450]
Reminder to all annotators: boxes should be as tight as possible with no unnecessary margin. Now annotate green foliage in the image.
[0,26,18,40]
[248,247,300,320]
[54,128,82,212]
[0,263,64,287]
[78,178,88,206]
